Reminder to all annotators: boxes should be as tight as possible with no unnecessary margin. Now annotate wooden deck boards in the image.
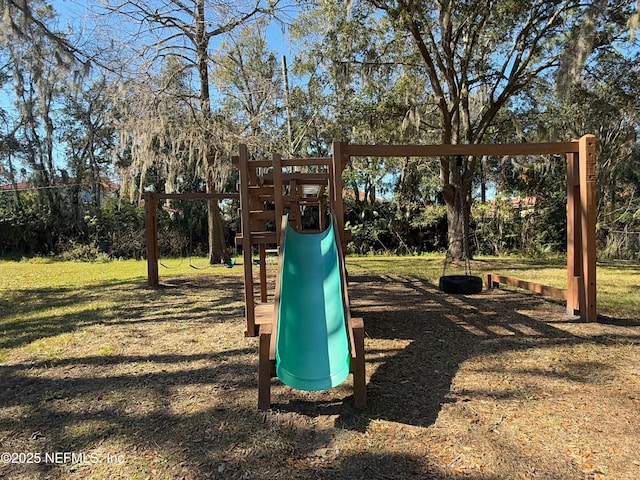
[255,303,276,360]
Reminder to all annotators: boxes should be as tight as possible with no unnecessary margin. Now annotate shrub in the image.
[58,241,111,262]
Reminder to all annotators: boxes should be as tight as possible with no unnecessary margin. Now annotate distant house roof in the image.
[511,196,537,209]
[101,181,119,191]
[344,188,384,203]
[0,180,119,193]
[0,182,29,191]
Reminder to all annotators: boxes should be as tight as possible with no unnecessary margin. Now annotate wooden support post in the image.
[144,192,159,288]
[484,273,494,289]
[579,135,597,322]
[566,152,581,315]
[350,317,366,407]
[258,323,272,411]
[259,244,267,303]
[239,144,257,336]
[289,179,299,229]
[273,153,284,242]
[332,141,347,251]
[319,196,326,230]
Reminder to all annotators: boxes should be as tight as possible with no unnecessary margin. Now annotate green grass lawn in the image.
[2,254,637,328]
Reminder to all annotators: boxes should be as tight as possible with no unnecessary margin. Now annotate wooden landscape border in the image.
[484,273,567,300]
[332,135,597,322]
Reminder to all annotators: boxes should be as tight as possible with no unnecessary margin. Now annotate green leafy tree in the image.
[291,2,436,205]
[326,0,634,259]
[561,49,640,257]
[60,78,116,230]
[0,1,77,251]
[211,21,285,151]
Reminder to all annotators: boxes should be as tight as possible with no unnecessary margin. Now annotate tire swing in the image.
[439,269,483,294]
[439,197,483,295]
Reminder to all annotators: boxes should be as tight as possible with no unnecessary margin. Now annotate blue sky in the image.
[48,0,299,63]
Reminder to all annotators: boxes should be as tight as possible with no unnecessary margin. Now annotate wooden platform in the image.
[254,302,274,325]
[254,303,276,360]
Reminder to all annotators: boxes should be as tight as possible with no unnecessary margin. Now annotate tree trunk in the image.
[444,188,467,260]
[205,151,228,264]
[207,197,228,264]
[195,0,228,265]
[441,156,474,261]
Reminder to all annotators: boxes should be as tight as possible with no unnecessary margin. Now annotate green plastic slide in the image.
[275,216,351,391]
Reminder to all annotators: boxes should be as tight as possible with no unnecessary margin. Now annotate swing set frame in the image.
[143,192,240,286]
[333,134,597,322]
[143,135,597,322]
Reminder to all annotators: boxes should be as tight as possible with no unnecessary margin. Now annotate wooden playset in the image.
[233,143,366,410]
[144,135,597,410]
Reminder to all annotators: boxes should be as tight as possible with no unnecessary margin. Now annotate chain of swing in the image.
[158,201,214,270]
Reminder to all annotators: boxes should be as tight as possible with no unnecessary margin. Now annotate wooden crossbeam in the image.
[231,156,332,168]
[346,141,580,158]
[151,192,239,200]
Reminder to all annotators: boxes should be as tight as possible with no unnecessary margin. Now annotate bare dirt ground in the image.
[1,269,639,479]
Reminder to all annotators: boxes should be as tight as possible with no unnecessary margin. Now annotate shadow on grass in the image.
[0,276,244,351]
[596,314,640,327]
[0,347,494,479]
[330,273,640,430]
